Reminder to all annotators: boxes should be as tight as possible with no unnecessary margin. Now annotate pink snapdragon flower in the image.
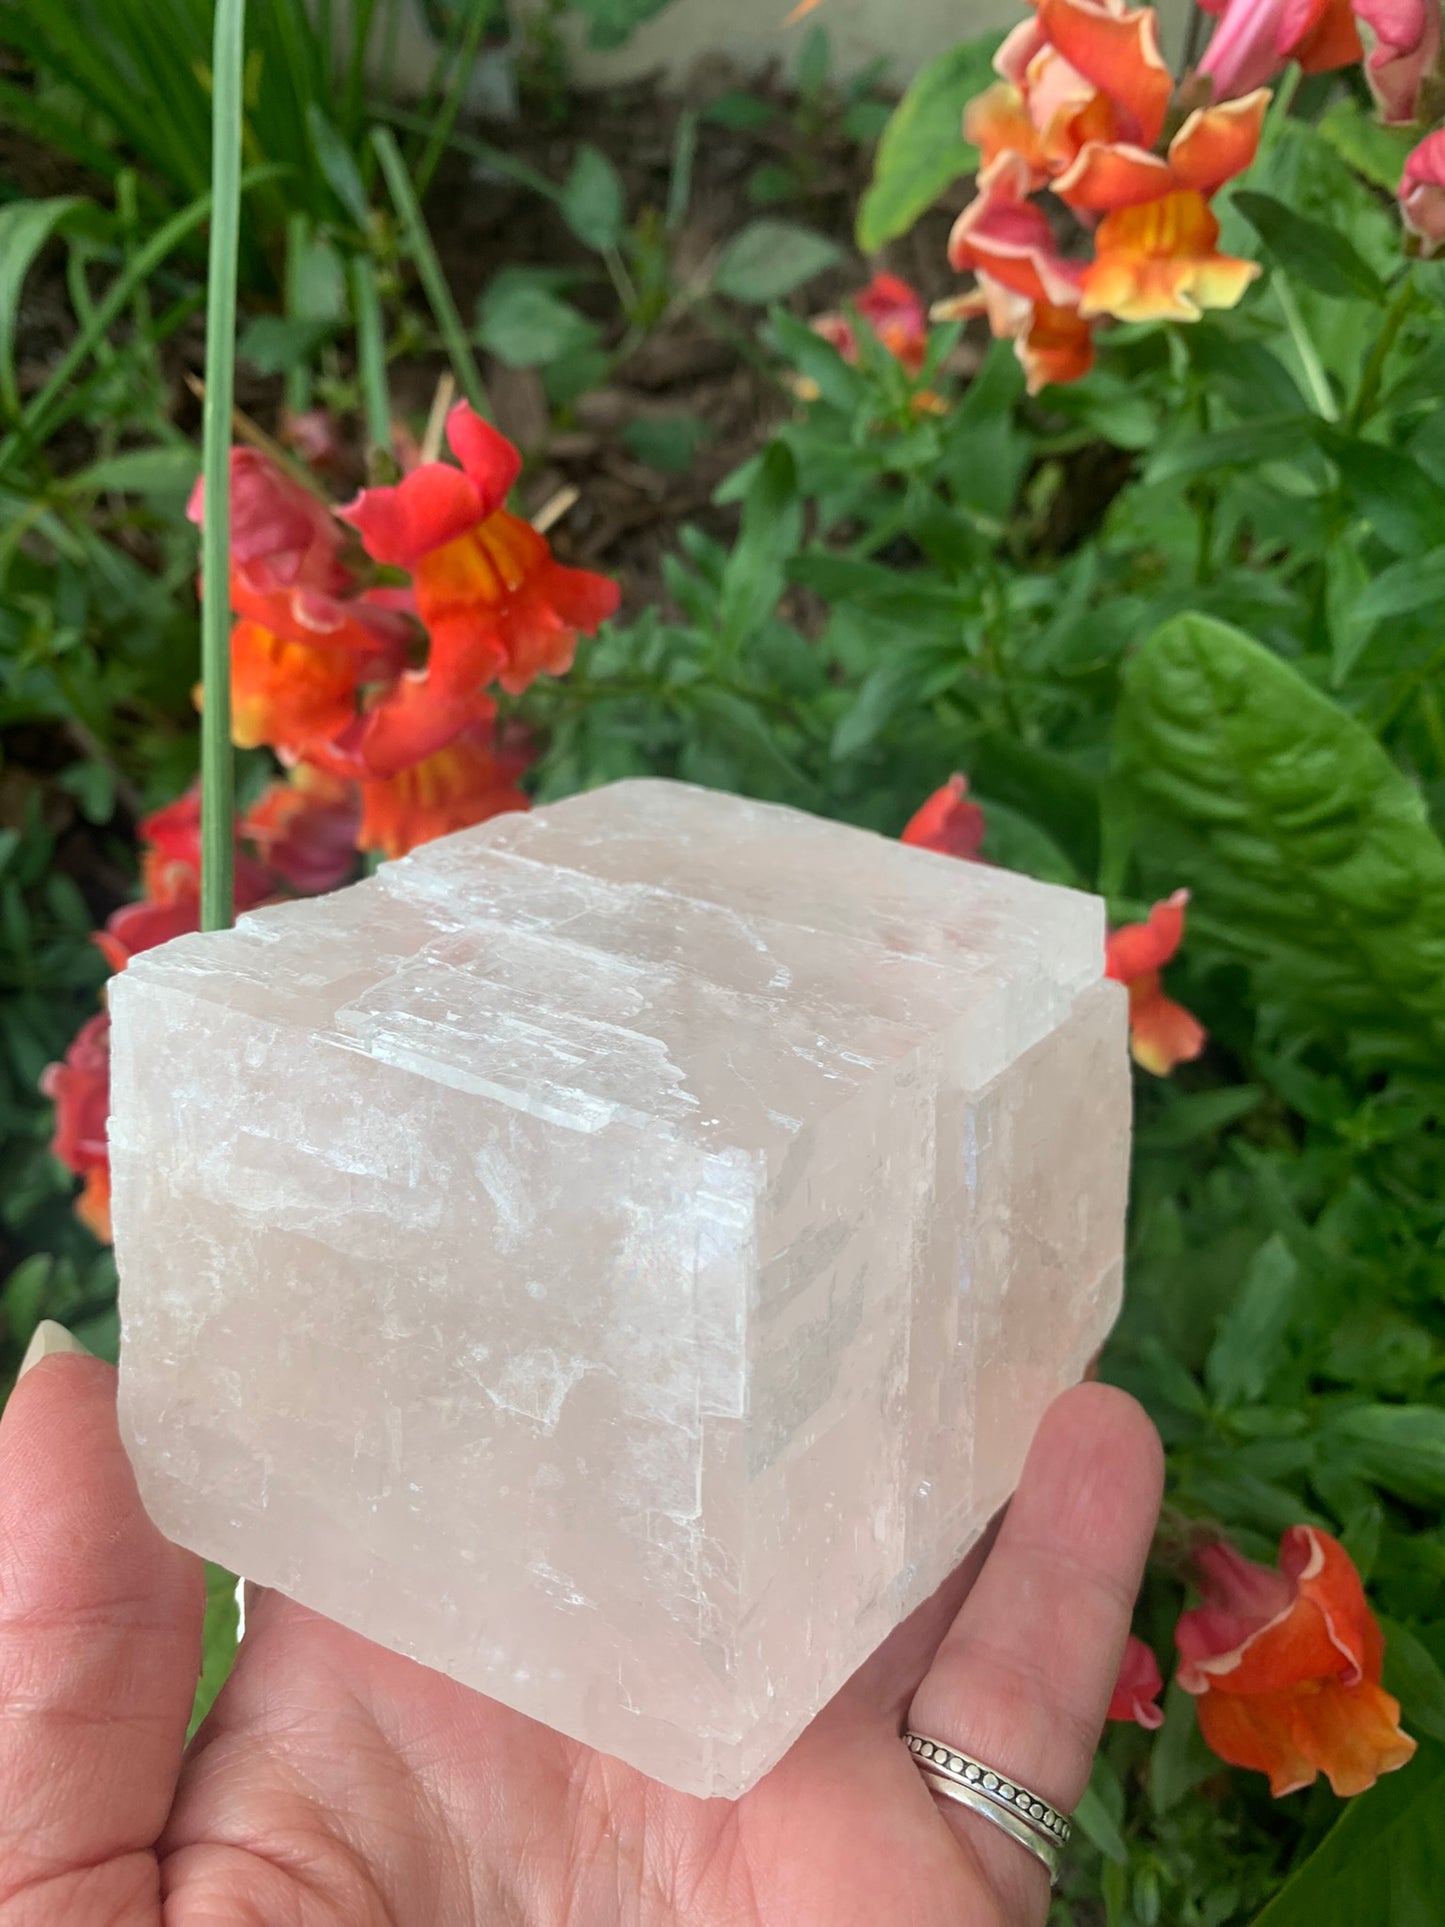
[1401,128,1445,250]
[1355,0,1444,120]
[1198,0,1362,99]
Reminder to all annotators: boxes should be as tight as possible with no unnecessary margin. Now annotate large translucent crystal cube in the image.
[111,779,1129,1797]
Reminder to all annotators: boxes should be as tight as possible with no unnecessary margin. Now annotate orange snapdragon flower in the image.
[222,574,411,763]
[339,402,620,700]
[1104,889,1206,1074]
[1081,191,1260,320]
[900,774,988,860]
[357,709,530,859]
[953,0,1268,384]
[1177,1529,1416,1796]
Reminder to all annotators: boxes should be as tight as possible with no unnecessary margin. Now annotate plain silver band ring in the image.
[918,1770,1062,1882]
[905,1731,1071,1882]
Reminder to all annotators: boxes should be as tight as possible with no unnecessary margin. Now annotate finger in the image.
[0,1328,205,1920]
[908,1382,1163,1911]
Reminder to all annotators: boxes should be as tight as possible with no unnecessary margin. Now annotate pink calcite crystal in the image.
[111,779,1129,1797]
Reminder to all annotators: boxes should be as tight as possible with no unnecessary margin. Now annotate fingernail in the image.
[18,1320,91,1380]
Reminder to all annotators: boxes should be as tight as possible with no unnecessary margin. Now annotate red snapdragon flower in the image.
[339,402,619,700]
[188,448,351,598]
[900,775,988,861]
[813,273,932,376]
[1104,889,1206,1075]
[240,767,361,895]
[1108,1634,1166,1729]
[95,793,273,972]
[1177,1529,1416,1796]
[39,1012,113,1242]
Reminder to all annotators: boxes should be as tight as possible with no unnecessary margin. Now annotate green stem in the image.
[371,125,491,420]
[200,0,247,935]
[413,0,495,202]
[283,212,313,415]
[1193,386,1215,587]
[1274,273,1337,422]
[349,252,393,471]
[1349,272,1418,432]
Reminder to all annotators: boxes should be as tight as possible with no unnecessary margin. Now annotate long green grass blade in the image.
[412,0,494,201]
[380,104,562,201]
[349,252,392,469]
[371,124,490,419]
[200,0,247,934]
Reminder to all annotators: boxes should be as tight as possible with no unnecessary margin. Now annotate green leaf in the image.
[1149,1681,1220,1816]
[1327,1405,1445,1505]
[569,0,671,50]
[704,90,775,132]
[65,446,201,496]
[1381,1620,1445,1744]
[1143,416,1318,488]
[237,313,334,373]
[305,103,370,226]
[1234,190,1388,303]
[188,1563,240,1740]
[621,416,710,473]
[713,220,842,304]
[1140,1085,1264,1148]
[1248,1740,1444,1927]
[1073,1755,1129,1865]
[688,686,811,793]
[1116,614,1445,1071]
[0,196,86,420]
[1317,428,1445,555]
[1335,546,1445,659]
[560,144,626,253]
[718,440,802,647]
[1317,98,1417,195]
[767,307,869,412]
[1205,1235,1298,1407]
[475,273,598,368]
[855,36,1001,251]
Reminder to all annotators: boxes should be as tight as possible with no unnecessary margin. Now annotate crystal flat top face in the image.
[124,780,1103,1170]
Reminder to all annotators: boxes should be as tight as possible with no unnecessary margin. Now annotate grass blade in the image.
[371,124,491,419]
[412,0,494,201]
[349,252,393,471]
[200,0,247,933]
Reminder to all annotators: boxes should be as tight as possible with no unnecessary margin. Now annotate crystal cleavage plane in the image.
[111,779,1130,1798]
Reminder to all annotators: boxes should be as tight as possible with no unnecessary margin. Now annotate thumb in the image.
[0,1325,204,1920]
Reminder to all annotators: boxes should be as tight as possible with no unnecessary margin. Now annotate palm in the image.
[1,1356,1161,1927]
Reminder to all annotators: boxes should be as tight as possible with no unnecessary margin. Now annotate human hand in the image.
[0,1334,1162,1926]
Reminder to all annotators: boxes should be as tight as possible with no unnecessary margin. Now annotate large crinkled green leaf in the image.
[1116,613,1445,1070]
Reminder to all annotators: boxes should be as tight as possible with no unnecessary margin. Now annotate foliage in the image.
[7,2,1445,1919]
[523,80,1445,1922]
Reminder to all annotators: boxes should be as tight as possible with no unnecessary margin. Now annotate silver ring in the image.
[905,1731,1070,1883]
